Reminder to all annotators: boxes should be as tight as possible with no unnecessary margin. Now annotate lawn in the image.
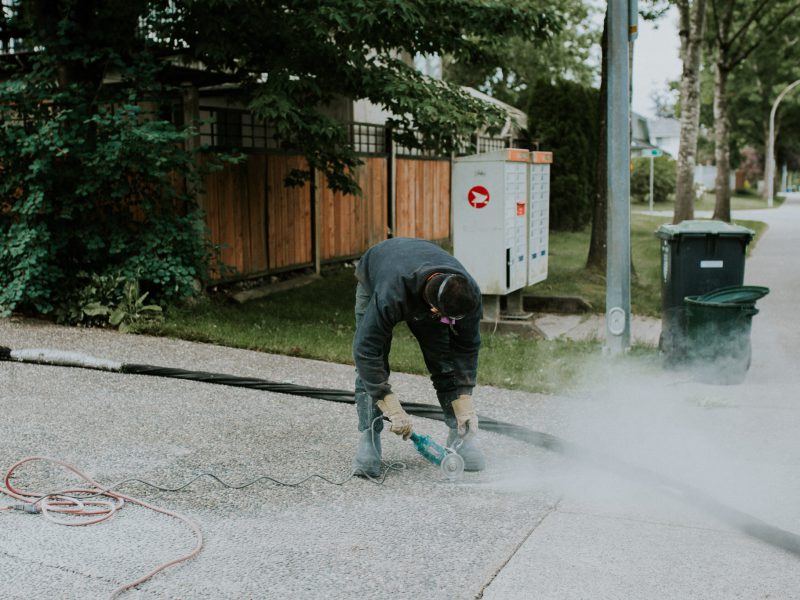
[143,279,608,394]
[138,197,770,394]
[534,209,767,318]
[634,191,784,214]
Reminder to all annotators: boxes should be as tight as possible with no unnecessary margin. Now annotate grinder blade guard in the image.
[409,432,465,480]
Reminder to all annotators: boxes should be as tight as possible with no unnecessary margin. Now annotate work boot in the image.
[352,429,382,478]
[446,429,486,472]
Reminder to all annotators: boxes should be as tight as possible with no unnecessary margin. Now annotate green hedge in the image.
[527,80,599,231]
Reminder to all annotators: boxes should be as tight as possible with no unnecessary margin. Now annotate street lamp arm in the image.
[766,79,800,207]
[771,80,800,120]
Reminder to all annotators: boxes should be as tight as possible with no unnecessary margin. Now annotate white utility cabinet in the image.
[452,148,552,296]
[528,153,551,285]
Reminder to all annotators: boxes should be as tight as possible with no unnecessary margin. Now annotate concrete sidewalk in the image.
[1,196,800,599]
[533,312,661,346]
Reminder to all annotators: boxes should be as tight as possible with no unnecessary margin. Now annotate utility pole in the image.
[766,79,800,208]
[605,0,633,354]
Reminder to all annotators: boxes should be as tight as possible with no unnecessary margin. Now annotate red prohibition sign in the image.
[468,185,490,209]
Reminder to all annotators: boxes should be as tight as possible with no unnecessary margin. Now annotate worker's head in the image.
[423,273,479,323]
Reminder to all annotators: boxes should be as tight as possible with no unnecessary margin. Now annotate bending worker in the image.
[352,237,485,477]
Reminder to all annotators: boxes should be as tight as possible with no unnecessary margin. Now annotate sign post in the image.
[645,148,663,212]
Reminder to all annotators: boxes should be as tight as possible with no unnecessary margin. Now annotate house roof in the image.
[0,52,238,89]
[462,87,528,132]
[648,117,681,139]
[631,112,653,149]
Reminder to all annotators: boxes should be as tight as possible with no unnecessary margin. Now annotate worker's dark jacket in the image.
[353,238,482,400]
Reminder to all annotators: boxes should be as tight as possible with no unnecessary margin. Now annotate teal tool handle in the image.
[409,432,446,466]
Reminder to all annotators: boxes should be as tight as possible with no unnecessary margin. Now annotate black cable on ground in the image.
[2,345,799,557]
[122,364,358,404]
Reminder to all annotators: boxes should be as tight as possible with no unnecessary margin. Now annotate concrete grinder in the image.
[409,432,465,480]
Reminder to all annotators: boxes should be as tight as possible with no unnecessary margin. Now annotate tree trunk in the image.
[586,11,608,271]
[673,0,706,224]
[712,61,732,222]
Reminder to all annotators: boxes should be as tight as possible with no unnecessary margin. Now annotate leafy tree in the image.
[650,83,680,118]
[680,9,800,198]
[673,0,708,223]
[154,0,562,192]
[443,0,601,108]
[0,0,562,317]
[586,0,669,271]
[726,14,800,198]
[706,0,800,222]
[0,2,218,318]
[775,103,800,172]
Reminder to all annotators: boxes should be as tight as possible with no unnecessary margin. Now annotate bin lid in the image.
[655,220,755,240]
[684,295,760,316]
[694,285,769,304]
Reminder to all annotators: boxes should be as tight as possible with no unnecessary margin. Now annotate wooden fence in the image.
[204,154,314,276]
[203,151,451,280]
[394,158,450,240]
[319,156,388,261]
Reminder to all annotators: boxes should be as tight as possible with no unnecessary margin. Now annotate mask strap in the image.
[436,274,456,309]
[423,272,445,308]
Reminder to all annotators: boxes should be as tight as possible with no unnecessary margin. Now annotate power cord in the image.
[363,415,410,483]
[1,445,399,597]
[0,421,420,597]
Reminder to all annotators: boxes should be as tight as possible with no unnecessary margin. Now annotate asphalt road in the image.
[1,194,799,599]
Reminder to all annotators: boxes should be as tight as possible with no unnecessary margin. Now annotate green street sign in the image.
[645,148,663,157]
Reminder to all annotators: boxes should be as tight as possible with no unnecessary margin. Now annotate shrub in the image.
[630,155,677,204]
[734,187,760,198]
[0,48,222,318]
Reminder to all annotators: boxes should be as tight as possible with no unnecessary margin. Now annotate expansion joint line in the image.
[473,497,562,600]
[0,547,161,598]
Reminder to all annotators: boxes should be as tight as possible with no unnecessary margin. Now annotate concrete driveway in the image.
[1,194,799,599]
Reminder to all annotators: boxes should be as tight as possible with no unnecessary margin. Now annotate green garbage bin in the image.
[655,220,755,367]
[684,285,769,385]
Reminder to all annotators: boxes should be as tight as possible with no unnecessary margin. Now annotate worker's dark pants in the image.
[354,282,458,433]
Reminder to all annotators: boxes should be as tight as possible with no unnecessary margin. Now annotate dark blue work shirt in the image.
[353,238,482,400]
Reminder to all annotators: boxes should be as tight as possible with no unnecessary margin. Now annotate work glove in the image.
[376,393,413,440]
[452,394,479,439]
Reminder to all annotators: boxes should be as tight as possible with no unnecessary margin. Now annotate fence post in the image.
[386,126,395,238]
[312,167,322,274]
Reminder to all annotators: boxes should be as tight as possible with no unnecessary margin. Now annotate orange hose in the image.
[0,456,203,598]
